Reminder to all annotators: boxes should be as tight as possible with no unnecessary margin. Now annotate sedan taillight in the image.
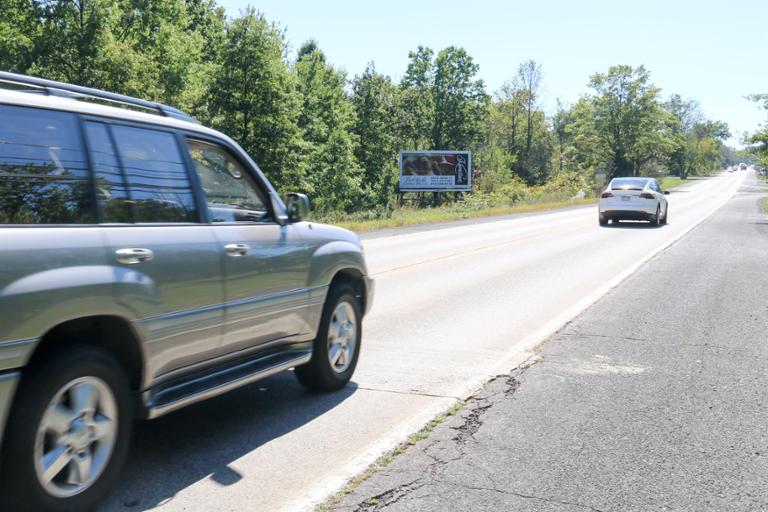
[639,192,654,199]
[601,192,613,198]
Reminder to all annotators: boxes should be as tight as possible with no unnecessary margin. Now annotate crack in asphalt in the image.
[559,332,647,342]
[349,369,531,511]
[452,372,524,444]
[352,478,426,511]
[356,386,463,400]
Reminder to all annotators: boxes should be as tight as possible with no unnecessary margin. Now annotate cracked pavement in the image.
[331,174,768,512]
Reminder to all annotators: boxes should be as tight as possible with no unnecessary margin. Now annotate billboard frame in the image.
[398,150,472,192]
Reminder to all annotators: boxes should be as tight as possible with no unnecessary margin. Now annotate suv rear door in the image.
[183,138,313,356]
[0,106,109,350]
[83,121,225,383]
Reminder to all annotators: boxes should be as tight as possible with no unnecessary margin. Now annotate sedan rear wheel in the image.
[652,205,661,226]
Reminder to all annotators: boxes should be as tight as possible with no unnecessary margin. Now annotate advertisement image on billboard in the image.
[399,151,472,192]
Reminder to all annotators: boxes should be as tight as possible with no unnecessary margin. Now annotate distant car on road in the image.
[598,177,669,226]
[739,163,747,170]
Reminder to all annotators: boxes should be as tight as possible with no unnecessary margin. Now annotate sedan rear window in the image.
[611,178,649,190]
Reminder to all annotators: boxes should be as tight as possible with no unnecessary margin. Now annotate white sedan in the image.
[598,177,669,226]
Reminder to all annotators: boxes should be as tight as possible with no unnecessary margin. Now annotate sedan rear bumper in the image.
[602,210,654,221]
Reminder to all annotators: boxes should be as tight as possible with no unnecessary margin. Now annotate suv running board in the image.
[144,349,312,418]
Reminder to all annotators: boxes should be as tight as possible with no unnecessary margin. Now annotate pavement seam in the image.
[355,387,463,400]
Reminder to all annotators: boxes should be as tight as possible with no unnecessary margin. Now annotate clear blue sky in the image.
[220,0,767,146]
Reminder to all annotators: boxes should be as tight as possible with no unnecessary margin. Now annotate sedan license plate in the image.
[621,196,631,202]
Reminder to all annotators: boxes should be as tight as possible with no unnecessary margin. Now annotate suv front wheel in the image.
[0,346,132,512]
[295,284,362,391]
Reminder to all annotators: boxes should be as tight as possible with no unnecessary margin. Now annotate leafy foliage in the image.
[1,3,736,217]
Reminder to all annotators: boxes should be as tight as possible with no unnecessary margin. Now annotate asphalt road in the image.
[101,171,748,512]
[333,170,768,511]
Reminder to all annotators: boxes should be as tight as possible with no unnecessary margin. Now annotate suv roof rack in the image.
[0,71,198,123]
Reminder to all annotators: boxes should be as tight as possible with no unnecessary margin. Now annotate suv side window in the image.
[84,122,133,223]
[111,125,198,223]
[186,139,270,223]
[0,105,94,224]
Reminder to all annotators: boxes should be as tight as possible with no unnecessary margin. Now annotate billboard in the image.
[399,151,472,192]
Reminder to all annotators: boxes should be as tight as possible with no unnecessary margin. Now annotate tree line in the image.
[747,95,768,167]
[0,1,736,216]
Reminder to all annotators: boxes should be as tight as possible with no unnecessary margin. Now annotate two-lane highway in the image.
[101,171,746,512]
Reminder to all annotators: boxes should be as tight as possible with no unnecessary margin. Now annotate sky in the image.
[219,0,768,147]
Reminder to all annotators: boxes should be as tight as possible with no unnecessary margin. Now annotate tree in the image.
[294,41,362,212]
[2,0,218,113]
[665,95,701,178]
[0,0,39,73]
[551,99,572,175]
[517,60,543,157]
[351,63,399,208]
[207,8,305,192]
[747,94,768,166]
[398,46,435,149]
[587,65,670,179]
[431,46,489,150]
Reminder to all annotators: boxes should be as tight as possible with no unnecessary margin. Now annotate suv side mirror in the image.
[286,193,310,223]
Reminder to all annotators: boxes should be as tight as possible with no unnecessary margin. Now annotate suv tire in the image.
[0,346,132,512]
[295,284,362,391]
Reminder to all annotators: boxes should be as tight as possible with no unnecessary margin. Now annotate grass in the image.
[325,197,597,234]
[315,400,467,512]
[761,197,768,214]
[658,176,688,190]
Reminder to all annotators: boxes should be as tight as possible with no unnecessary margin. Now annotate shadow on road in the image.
[100,372,357,511]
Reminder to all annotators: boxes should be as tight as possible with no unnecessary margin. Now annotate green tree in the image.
[665,95,701,178]
[431,46,489,150]
[398,46,435,149]
[295,41,361,212]
[0,0,39,72]
[587,65,670,179]
[351,63,399,208]
[207,8,305,191]
[747,94,768,166]
[2,0,218,113]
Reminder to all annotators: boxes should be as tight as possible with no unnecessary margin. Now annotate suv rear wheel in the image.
[295,284,362,391]
[0,346,132,512]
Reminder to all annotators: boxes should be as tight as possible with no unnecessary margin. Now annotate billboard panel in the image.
[399,151,472,192]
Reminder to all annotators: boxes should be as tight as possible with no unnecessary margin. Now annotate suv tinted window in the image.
[187,139,269,223]
[0,105,94,224]
[112,125,197,223]
[84,122,132,223]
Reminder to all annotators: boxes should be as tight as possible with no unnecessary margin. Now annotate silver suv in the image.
[0,72,373,512]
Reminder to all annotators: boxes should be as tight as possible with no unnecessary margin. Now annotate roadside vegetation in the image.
[1,1,740,224]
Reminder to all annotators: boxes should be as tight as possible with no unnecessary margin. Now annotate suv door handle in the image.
[225,243,250,257]
[116,248,154,265]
